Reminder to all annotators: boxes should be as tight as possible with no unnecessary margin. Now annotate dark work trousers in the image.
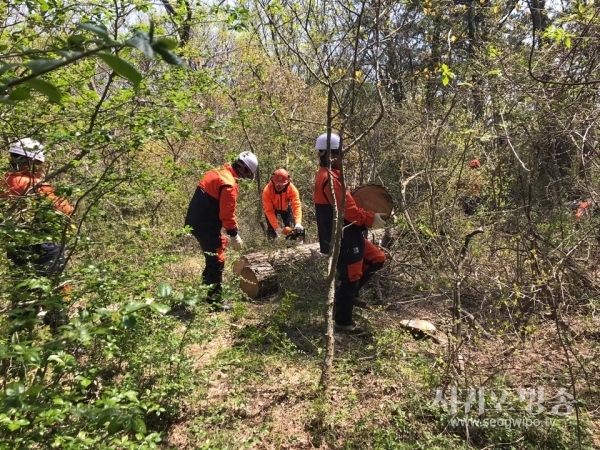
[461,196,482,216]
[6,242,67,332]
[335,240,364,327]
[355,261,385,296]
[265,205,299,241]
[193,231,226,306]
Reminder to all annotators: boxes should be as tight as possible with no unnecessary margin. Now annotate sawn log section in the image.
[234,242,321,298]
[234,228,400,299]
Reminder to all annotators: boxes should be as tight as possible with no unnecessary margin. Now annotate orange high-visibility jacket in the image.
[185,164,240,236]
[0,169,73,216]
[575,201,591,222]
[262,181,302,230]
[313,166,374,254]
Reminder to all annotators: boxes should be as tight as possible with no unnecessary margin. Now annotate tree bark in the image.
[240,263,278,299]
[235,242,322,298]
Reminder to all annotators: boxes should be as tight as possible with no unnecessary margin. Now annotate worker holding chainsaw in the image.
[313,132,387,333]
[262,168,304,242]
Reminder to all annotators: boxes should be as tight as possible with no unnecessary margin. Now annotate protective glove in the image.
[294,223,304,232]
[371,213,386,230]
[230,235,243,251]
[275,227,283,237]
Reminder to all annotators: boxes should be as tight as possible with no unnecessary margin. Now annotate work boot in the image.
[334,320,367,334]
[208,300,233,312]
[352,296,369,309]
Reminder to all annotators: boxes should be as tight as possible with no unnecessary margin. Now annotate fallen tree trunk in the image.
[240,263,278,299]
[233,242,321,275]
[236,231,402,299]
[235,242,321,298]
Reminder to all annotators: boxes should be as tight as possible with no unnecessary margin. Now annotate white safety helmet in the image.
[237,151,258,174]
[315,132,340,152]
[9,138,45,163]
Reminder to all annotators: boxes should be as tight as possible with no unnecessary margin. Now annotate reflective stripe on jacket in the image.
[261,181,302,230]
[185,164,240,237]
[313,165,374,254]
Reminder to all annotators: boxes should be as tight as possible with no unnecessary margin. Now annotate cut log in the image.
[234,233,403,299]
[235,243,322,298]
[240,263,278,299]
[233,253,271,275]
[233,242,321,275]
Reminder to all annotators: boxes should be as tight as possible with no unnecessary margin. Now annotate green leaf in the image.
[154,38,178,50]
[25,78,62,103]
[125,35,155,59]
[97,53,142,89]
[107,418,122,435]
[0,62,19,76]
[157,283,172,298]
[94,307,114,316]
[122,314,137,329]
[149,303,171,315]
[132,417,147,434]
[24,385,44,397]
[48,354,65,365]
[78,22,110,41]
[67,34,86,47]
[78,377,92,387]
[6,382,25,397]
[8,87,31,100]
[152,45,189,68]
[8,421,23,431]
[124,301,146,312]
[27,59,64,75]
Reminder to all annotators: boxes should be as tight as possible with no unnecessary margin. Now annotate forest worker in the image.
[572,198,593,224]
[313,132,387,333]
[0,138,74,330]
[185,151,258,311]
[458,158,484,216]
[262,168,303,241]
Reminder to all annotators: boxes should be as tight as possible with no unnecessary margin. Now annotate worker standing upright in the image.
[185,151,258,311]
[313,132,386,333]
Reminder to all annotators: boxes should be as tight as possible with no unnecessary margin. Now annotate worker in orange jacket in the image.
[185,151,258,311]
[458,159,484,216]
[262,168,303,241]
[574,199,592,223]
[313,132,386,333]
[1,138,74,331]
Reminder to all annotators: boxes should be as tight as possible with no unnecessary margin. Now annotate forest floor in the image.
[160,253,600,449]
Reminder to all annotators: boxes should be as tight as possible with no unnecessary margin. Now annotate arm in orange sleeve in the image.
[38,184,74,216]
[219,184,239,235]
[262,185,279,230]
[324,176,374,226]
[289,183,302,224]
